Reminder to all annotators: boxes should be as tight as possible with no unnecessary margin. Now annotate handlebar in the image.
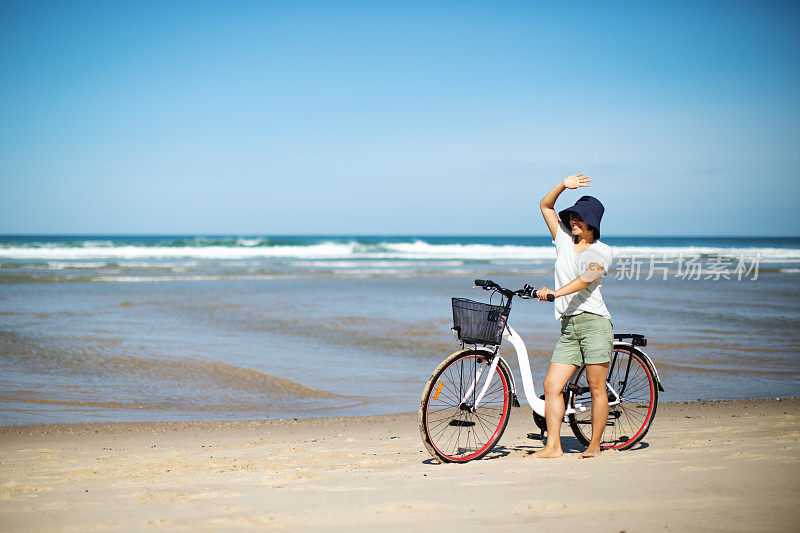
[474,279,555,302]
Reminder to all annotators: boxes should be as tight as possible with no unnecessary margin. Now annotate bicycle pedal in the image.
[526,432,545,441]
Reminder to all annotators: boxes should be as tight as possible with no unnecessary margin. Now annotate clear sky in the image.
[1,0,798,236]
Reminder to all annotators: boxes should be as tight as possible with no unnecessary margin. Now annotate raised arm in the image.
[539,173,592,240]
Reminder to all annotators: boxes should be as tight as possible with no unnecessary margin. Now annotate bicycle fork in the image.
[458,353,501,412]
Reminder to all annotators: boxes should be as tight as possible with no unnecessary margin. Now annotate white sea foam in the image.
[1,241,798,262]
[331,268,425,276]
[284,260,466,268]
[93,275,284,282]
[235,237,265,247]
[610,246,800,260]
[46,261,109,269]
[376,241,546,260]
[0,242,356,260]
[119,261,202,268]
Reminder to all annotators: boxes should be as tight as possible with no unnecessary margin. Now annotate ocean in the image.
[1,235,799,425]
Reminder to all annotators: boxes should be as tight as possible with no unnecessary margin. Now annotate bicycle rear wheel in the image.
[568,345,658,450]
[419,349,512,463]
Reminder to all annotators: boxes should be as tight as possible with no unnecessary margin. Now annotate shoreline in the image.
[0,397,797,434]
[1,397,798,531]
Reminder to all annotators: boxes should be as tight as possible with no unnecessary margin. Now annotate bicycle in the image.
[418,279,665,463]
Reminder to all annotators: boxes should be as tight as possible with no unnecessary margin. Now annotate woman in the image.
[532,173,613,458]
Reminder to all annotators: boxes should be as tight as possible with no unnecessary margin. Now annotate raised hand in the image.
[562,173,591,189]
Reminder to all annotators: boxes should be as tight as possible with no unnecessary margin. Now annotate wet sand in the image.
[4,274,800,426]
[1,398,798,532]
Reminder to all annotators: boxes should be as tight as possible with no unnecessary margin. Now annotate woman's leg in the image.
[581,361,610,458]
[531,362,578,458]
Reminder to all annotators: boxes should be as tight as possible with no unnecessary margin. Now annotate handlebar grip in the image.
[474,279,487,287]
[532,290,556,302]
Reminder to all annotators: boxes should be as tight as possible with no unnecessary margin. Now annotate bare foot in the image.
[580,447,601,458]
[529,448,563,459]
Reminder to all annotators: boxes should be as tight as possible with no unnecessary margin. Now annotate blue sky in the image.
[1,0,798,236]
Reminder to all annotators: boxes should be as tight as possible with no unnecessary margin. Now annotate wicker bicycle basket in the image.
[451,298,509,346]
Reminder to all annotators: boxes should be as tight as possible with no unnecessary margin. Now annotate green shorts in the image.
[551,312,613,366]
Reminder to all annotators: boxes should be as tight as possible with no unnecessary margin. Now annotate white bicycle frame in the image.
[460,322,623,418]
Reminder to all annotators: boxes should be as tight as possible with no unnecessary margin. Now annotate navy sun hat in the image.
[559,195,605,239]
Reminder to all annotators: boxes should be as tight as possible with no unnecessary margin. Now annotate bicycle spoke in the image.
[422,353,509,461]
[473,412,495,443]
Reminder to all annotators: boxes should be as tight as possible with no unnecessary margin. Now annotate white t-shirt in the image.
[552,221,613,321]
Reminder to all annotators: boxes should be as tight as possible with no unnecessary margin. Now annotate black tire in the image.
[419,349,513,463]
[568,345,659,450]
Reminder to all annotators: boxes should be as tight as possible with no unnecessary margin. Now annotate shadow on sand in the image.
[422,436,651,464]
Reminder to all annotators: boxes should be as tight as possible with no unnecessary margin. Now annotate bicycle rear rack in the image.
[613,333,647,346]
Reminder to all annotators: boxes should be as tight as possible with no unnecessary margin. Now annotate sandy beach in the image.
[0,398,798,532]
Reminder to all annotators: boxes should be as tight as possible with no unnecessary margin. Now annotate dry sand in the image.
[1,398,798,532]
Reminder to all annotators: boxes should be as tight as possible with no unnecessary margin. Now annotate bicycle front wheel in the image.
[568,346,658,450]
[419,349,512,463]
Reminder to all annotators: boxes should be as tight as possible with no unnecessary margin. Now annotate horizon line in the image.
[1,233,799,239]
